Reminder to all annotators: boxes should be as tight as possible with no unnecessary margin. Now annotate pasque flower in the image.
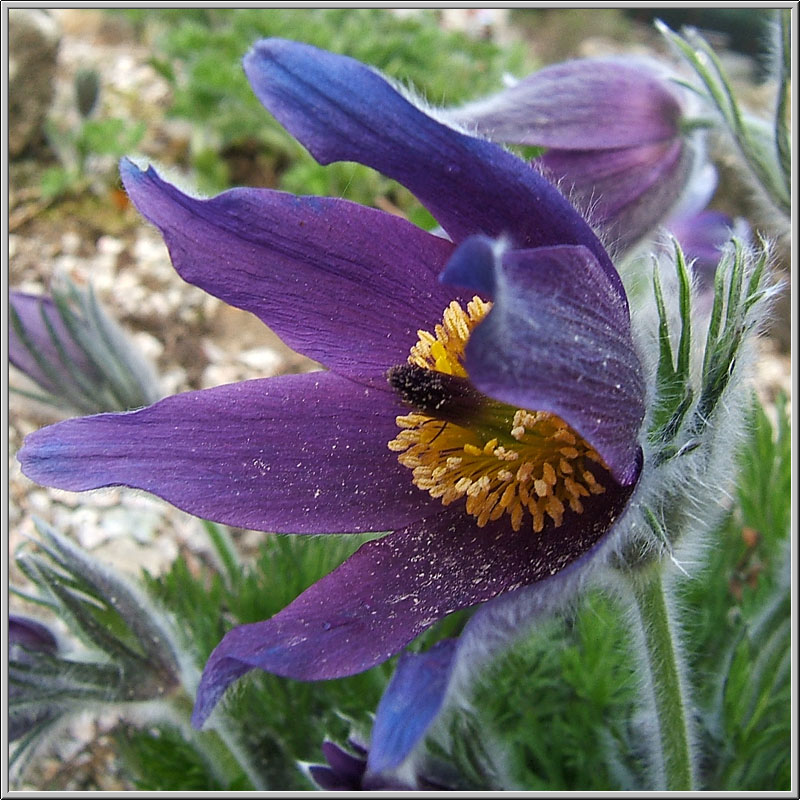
[9,616,61,742]
[443,57,699,256]
[307,739,416,791]
[306,639,459,790]
[9,292,100,399]
[19,39,648,730]
[9,282,161,414]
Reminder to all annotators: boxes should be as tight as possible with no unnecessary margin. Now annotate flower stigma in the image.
[388,298,607,533]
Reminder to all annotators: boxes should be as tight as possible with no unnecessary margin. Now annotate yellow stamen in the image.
[388,297,607,533]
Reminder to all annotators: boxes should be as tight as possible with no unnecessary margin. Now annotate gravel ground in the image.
[7,9,792,791]
[8,11,321,789]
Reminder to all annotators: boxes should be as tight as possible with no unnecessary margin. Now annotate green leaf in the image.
[77,118,146,158]
[657,19,789,215]
[691,237,770,439]
[40,166,79,200]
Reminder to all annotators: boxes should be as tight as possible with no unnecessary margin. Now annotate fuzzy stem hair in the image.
[626,566,696,790]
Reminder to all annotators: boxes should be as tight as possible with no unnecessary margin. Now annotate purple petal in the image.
[192,472,634,728]
[445,58,683,149]
[367,638,457,774]
[321,740,367,783]
[307,765,360,791]
[411,522,624,747]
[9,292,98,394]
[9,615,59,657]
[669,209,740,282]
[669,161,718,221]
[538,140,693,256]
[441,239,644,485]
[242,39,623,299]
[18,372,439,534]
[120,160,458,382]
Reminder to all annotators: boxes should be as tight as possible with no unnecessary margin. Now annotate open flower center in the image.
[388,298,607,533]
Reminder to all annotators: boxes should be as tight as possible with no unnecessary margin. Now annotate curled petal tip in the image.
[439,234,504,298]
[118,155,148,185]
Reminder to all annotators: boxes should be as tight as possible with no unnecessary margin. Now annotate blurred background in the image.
[7,7,791,791]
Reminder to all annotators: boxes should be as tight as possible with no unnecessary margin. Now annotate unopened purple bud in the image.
[9,615,58,660]
[669,209,750,293]
[9,283,161,414]
[443,57,699,255]
[9,615,60,742]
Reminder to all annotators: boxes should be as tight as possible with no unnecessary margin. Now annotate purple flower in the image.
[18,40,646,730]
[307,739,453,792]
[443,57,698,256]
[9,284,161,413]
[307,740,415,791]
[9,615,60,741]
[9,292,101,398]
[9,615,59,658]
[307,639,458,790]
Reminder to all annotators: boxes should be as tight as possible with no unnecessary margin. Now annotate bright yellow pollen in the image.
[388,297,607,534]
[408,296,491,376]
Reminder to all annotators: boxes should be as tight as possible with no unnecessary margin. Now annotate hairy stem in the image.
[166,690,267,790]
[628,569,695,790]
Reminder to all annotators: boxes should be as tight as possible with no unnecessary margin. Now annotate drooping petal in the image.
[444,58,683,149]
[538,139,693,256]
[242,38,623,298]
[18,372,438,534]
[192,473,634,728]
[367,638,457,774]
[9,292,99,395]
[441,238,644,484]
[120,159,459,382]
[667,161,718,221]
[370,525,624,765]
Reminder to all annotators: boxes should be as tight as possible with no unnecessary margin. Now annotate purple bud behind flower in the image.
[443,57,700,256]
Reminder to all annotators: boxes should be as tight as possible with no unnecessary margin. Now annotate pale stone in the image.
[9,10,62,157]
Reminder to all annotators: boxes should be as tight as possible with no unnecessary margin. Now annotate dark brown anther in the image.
[387,364,486,425]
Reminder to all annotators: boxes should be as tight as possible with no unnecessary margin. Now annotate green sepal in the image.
[690,238,769,437]
[54,280,161,410]
[648,240,693,447]
[19,555,152,674]
[49,283,131,411]
[30,519,183,680]
[40,291,118,407]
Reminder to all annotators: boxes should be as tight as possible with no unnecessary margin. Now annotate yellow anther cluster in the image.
[389,297,607,534]
[408,296,492,376]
